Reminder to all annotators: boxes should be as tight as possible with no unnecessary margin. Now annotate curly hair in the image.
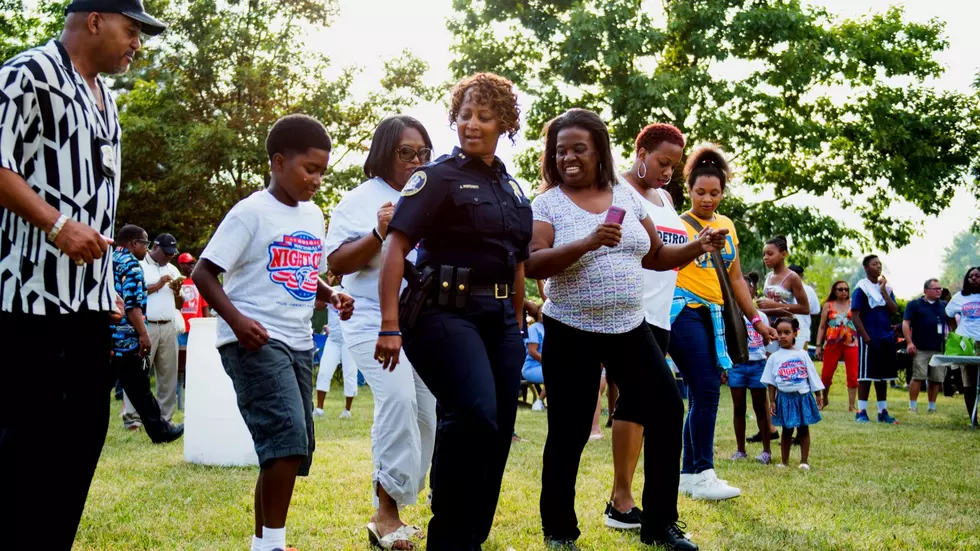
[683,143,732,190]
[634,123,685,153]
[448,73,520,142]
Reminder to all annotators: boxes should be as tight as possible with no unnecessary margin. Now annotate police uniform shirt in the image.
[387,147,532,284]
[0,40,121,315]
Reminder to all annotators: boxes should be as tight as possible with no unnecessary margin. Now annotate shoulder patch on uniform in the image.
[509,179,526,200]
[402,171,427,197]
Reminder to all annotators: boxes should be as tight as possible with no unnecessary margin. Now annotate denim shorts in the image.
[218,339,315,475]
[728,359,766,389]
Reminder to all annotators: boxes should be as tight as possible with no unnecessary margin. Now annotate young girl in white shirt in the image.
[762,317,825,470]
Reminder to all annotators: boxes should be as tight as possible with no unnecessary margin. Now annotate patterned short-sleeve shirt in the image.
[0,40,121,315]
[110,249,146,356]
[533,182,650,334]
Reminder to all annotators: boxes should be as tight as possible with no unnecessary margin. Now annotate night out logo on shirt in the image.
[777,358,808,383]
[267,231,322,301]
[963,302,980,320]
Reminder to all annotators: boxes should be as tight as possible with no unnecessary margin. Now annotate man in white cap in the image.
[0,1,166,546]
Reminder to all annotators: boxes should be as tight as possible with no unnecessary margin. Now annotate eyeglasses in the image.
[395,146,432,164]
[836,287,849,292]
[927,287,942,291]
[134,239,150,246]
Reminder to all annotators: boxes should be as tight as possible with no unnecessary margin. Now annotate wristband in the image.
[750,315,762,326]
[372,227,385,244]
[48,214,69,241]
[378,330,401,337]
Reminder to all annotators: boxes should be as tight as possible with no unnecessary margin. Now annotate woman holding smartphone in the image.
[526,108,727,551]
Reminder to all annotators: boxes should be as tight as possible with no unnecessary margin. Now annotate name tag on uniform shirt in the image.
[460,184,480,190]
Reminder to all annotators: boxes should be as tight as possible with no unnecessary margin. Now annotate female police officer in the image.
[374,73,531,551]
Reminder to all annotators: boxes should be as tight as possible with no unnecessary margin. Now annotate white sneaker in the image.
[531,399,545,411]
[313,408,325,418]
[689,470,741,501]
[339,410,352,420]
[678,474,693,496]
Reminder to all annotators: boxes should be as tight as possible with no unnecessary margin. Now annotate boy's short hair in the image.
[116,224,145,244]
[266,114,332,161]
[862,254,879,269]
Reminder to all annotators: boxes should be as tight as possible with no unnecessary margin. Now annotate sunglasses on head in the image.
[395,146,432,164]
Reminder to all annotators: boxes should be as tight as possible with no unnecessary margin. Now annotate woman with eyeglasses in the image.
[324,115,437,550]
[815,280,859,411]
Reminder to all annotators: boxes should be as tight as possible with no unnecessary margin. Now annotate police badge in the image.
[402,171,427,197]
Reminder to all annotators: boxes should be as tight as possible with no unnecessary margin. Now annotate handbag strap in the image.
[680,213,735,297]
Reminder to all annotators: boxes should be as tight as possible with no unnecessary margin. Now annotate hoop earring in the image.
[637,161,647,180]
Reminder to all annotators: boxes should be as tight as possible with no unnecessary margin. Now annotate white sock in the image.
[909,400,917,409]
[858,400,868,412]
[262,526,285,551]
[928,401,936,410]
[251,535,263,551]
[877,400,888,413]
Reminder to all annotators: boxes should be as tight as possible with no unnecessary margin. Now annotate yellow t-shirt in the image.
[675,212,739,306]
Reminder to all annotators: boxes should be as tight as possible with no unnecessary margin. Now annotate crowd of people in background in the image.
[3,6,980,550]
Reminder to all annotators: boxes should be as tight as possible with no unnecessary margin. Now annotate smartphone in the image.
[604,206,626,225]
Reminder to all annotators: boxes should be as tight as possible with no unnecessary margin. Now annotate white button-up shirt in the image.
[140,256,180,322]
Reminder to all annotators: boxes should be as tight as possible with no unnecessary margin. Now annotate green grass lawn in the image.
[76,367,980,550]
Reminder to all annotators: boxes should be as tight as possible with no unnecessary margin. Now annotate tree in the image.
[0,0,71,62]
[113,0,434,252]
[801,253,862,301]
[2,0,434,252]
[447,0,980,260]
[940,230,980,292]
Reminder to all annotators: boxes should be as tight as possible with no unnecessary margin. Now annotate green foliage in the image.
[800,253,862,301]
[2,0,434,253]
[111,0,435,252]
[447,0,980,260]
[940,230,980,292]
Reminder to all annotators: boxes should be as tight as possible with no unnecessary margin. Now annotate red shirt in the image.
[180,278,208,324]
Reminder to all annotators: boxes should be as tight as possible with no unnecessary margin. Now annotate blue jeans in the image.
[668,306,721,474]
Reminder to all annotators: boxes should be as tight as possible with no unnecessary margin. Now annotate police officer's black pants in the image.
[403,300,524,551]
[112,353,172,440]
[0,311,113,550]
[540,316,684,542]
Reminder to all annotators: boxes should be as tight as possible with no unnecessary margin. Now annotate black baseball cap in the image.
[154,233,178,255]
[65,0,168,36]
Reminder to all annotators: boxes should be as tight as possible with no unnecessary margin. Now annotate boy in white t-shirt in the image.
[192,115,354,551]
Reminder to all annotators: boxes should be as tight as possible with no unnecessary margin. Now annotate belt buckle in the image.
[494,283,509,299]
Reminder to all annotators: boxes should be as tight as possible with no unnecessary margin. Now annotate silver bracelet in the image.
[48,214,69,241]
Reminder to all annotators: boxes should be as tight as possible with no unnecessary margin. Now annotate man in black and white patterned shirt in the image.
[0,1,165,546]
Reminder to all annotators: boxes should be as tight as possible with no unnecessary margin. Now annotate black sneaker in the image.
[544,537,580,550]
[604,501,642,530]
[642,521,698,550]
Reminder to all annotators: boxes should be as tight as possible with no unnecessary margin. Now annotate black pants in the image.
[403,298,525,551]
[0,311,113,550]
[540,316,683,542]
[111,353,172,440]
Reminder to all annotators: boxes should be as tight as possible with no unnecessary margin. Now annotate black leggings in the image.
[539,316,683,541]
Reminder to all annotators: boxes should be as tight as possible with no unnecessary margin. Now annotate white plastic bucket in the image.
[183,317,258,466]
